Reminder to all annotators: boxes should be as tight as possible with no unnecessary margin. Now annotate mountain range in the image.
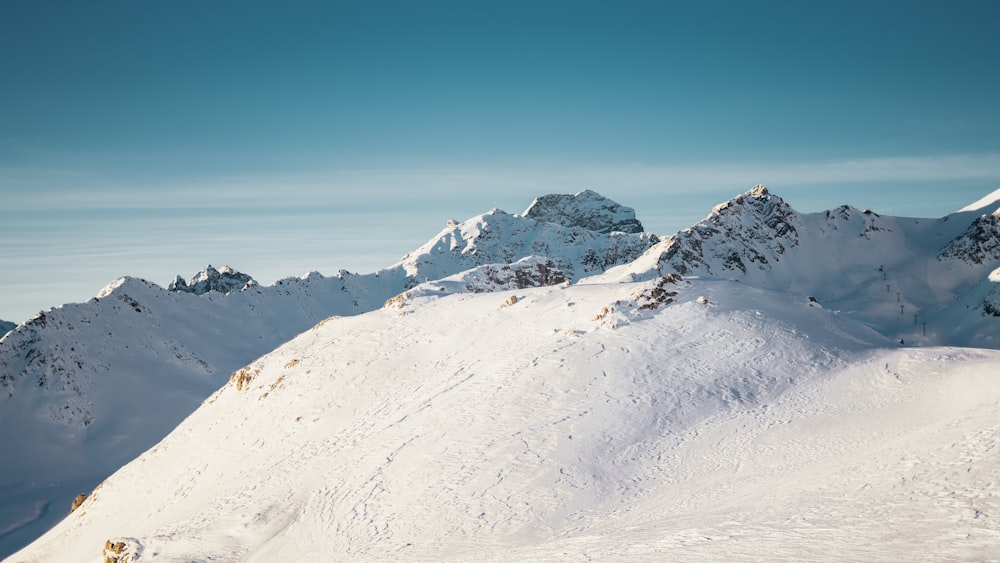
[3,185,1000,561]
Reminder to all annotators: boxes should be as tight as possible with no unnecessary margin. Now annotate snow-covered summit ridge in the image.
[522,189,645,234]
[0,189,660,558]
[958,186,1000,213]
[167,265,255,295]
[395,201,657,283]
[586,184,1000,346]
[4,185,1000,560]
[623,184,801,279]
[16,272,1000,562]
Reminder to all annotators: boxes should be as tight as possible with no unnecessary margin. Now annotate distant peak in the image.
[169,264,255,295]
[522,190,644,234]
[711,185,787,215]
[97,276,130,298]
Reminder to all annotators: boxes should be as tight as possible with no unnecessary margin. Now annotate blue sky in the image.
[2,0,999,322]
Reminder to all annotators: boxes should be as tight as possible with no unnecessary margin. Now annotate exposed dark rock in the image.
[168,265,255,295]
[523,189,645,234]
[940,211,1000,265]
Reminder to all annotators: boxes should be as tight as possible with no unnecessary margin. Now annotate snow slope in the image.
[4,185,1000,560]
[10,277,1000,562]
[0,191,655,558]
[590,185,1000,348]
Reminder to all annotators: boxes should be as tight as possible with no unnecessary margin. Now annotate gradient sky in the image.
[2,0,999,323]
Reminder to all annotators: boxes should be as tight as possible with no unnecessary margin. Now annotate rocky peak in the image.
[168,265,254,295]
[705,184,799,240]
[522,189,644,234]
[939,211,1000,265]
[628,185,802,278]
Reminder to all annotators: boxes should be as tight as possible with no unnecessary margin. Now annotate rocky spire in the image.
[168,265,255,295]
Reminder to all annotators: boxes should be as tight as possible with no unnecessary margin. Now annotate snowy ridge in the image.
[958,186,1000,213]
[395,207,657,283]
[3,185,1000,560]
[590,185,1000,348]
[0,191,655,557]
[12,278,1000,561]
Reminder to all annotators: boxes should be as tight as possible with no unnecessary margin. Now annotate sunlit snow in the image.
[3,186,999,561]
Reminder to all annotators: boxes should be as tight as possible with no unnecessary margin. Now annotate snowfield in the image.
[10,278,1000,562]
[0,191,655,558]
[3,185,1000,561]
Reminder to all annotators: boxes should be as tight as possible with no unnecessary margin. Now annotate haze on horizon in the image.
[2,0,999,323]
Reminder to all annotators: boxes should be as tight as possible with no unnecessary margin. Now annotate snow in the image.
[3,185,1000,561]
[10,279,1000,562]
[587,185,1000,347]
[957,186,1000,213]
[0,192,655,558]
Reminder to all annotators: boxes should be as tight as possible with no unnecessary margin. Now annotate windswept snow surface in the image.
[0,194,655,558]
[11,279,1000,562]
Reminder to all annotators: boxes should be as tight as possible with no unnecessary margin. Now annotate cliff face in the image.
[167,264,255,295]
[522,189,645,234]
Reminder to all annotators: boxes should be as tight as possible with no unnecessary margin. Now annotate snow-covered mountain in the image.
[3,185,1000,561]
[592,185,1000,348]
[12,271,1000,562]
[0,191,656,558]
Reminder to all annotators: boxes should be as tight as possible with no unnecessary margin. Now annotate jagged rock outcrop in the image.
[637,185,800,277]
[168,265,255,295]
[102,538,141,562]
[522,189,645,234]
[70,493,88,513]
[456,257,567,293]
[982,267,1000,317]
[939,209,1000,265]
[400,257,569,302]
[822,204,893,239]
